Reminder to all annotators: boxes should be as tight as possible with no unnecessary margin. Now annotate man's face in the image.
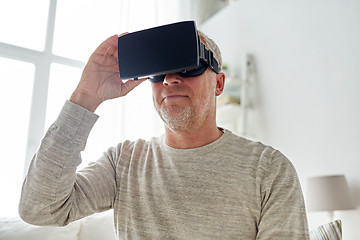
[151,68,224,131]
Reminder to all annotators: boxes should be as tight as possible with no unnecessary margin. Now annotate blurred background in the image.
[0,0,359,238]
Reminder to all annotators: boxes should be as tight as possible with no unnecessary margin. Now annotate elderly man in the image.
[19,24,309,239]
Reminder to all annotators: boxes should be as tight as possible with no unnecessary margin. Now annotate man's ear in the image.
[215,72,225,96]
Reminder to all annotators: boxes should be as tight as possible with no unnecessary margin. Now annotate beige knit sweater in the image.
[19,101,309,239]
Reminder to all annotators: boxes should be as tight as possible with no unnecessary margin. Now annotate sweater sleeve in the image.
[256,149,309,240]
[19,101,117,226]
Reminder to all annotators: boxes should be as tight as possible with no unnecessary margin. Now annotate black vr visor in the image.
[117,21,219,83]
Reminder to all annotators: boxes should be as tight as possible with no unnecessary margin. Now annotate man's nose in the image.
[163,73,182,86]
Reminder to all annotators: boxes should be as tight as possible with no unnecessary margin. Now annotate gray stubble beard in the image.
[156,104,196,131]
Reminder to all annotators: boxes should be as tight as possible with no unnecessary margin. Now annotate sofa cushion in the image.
[0,217,81,240]
[309,219,342,240]
[78,210,116,240]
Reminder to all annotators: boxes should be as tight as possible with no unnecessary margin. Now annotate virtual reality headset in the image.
[118,21,220,83]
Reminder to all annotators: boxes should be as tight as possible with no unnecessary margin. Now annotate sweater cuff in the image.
[50,100,99,149]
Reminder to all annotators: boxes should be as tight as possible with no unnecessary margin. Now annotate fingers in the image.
[93,35,119,58]
[97,33,129,54]
[91,33,132,64]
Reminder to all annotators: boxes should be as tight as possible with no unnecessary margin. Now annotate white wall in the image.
[201,0,360,238]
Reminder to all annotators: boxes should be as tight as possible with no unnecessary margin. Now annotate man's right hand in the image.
[70,34,146,112]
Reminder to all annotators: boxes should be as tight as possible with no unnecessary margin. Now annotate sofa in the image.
[0,210,116,240]
[0,211,342,240]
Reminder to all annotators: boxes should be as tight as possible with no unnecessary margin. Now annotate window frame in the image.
[0,0,85,177]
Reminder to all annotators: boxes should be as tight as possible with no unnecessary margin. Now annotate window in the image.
[0,58,35,216]
[0,0,49,51]
[0,0,176,217]
[52,0,122,61]
[45,63,83,128]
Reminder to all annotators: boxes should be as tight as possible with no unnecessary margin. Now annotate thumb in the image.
[121,78,147,96]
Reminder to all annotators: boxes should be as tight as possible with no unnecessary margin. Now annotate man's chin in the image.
[158,106,195,130]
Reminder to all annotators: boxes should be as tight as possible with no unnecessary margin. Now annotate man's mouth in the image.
[162,92,189,102]
[165,94,188,99]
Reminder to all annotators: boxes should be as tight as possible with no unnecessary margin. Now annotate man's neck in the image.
[164,124,223,149]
